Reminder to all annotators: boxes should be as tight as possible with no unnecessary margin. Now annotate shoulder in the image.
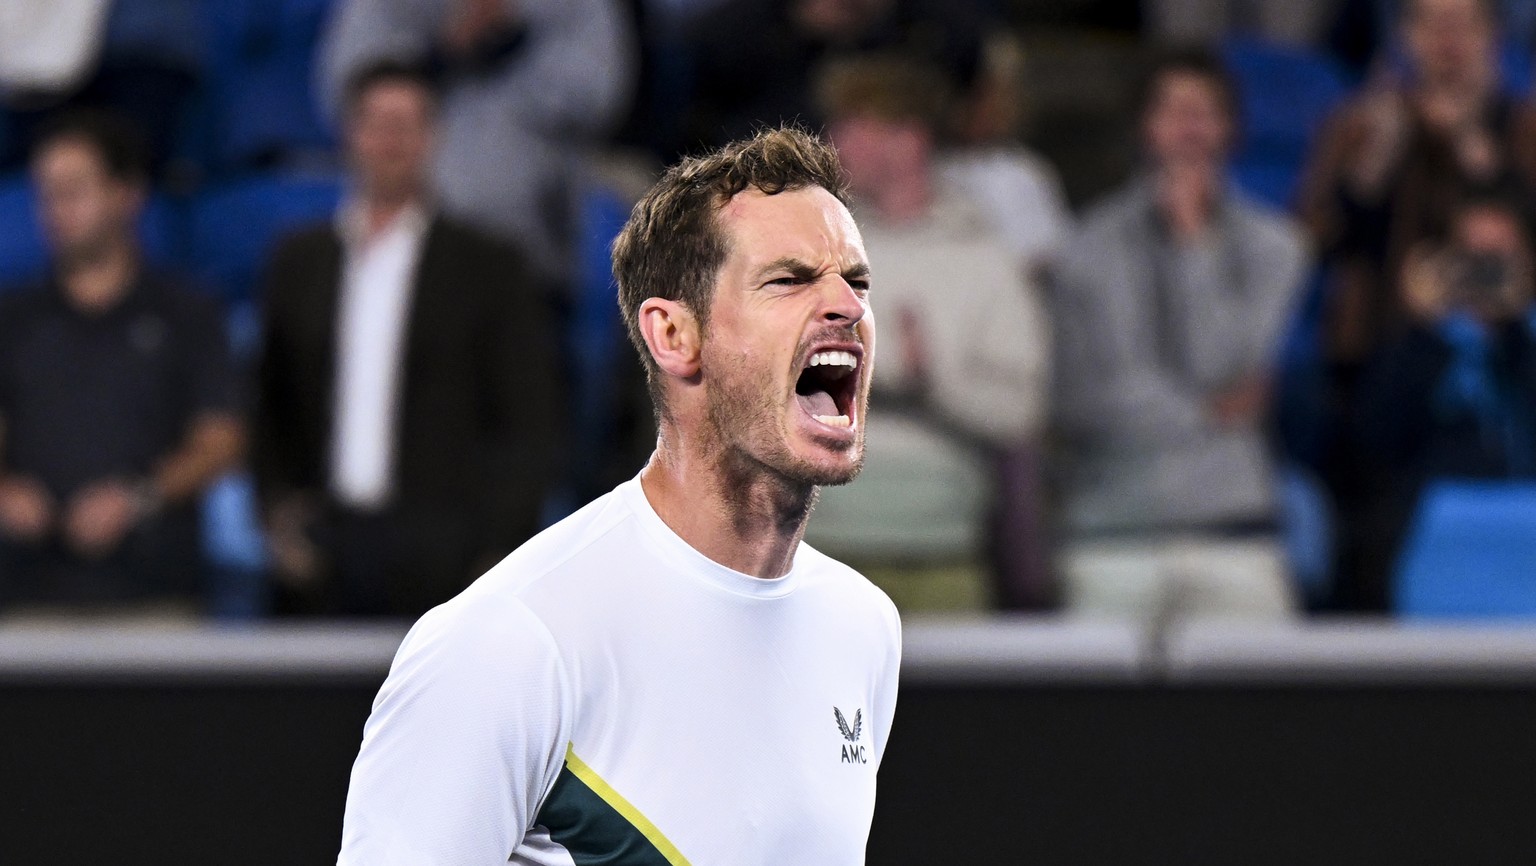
[139,272,227,325]
[470,488,638,602]
[1226,191,1309,264]
[424,216,540,290]
[400,584,566,681]
[0,285,50,319]
[1060,184,1147,273]
[269,223,339,265]
[795,544,902,640]
[428,216,526,264]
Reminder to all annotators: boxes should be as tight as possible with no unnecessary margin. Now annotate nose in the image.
[821,275,866,327]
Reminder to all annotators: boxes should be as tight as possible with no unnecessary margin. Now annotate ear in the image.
[638,297,702,380]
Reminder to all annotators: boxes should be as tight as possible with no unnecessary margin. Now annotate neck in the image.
[639,426,814,579]
[361,188,420,237]
[60,239,137,312]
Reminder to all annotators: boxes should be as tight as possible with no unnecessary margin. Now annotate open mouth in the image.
[794,349,860,429]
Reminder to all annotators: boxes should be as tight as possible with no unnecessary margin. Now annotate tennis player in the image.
[338,126,900,864]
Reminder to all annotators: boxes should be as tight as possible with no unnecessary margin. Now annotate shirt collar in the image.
[335,196,432,250]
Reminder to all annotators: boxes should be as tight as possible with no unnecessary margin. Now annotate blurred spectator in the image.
[0,0,205,175]
[804,57,1051,611]
[1348,193,1536,607]
[1053,49,1308,620]
[939,30,1073,282]
[1146,0,1344,46]
[1302,0,1536,368]
[1301,0,1536,609]
[318,0,634,282]
[255,62,563,618]
[681,0,988,155]
[0,112,243,611]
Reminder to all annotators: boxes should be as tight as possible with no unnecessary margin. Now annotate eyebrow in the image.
[753,257,871,283]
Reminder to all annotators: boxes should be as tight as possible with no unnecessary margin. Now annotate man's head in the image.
[1138,48,1239,171]
[343,61,439,205]
[30,111,149,268]
[612,127,875,488]
[817,56,950,204]
[1404,0,1498,90]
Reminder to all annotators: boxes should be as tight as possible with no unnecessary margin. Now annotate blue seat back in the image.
[190,172,344,302]
[205,0,338,170]
[1221,38,1349,210]
[1396,481,1536,618]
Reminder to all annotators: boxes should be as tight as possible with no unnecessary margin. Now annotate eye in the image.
[848,278,871,293]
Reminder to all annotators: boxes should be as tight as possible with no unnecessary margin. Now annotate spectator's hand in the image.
[1350,89,1411,200]
[1156,164,1218,244]
[0,476,54,542]
[1402,244,1455,324]
[1417,85,1502,179]
[267,496,323,587]
[443,0,519,58]
[1208,375,1271,428]
[65,480,142,559]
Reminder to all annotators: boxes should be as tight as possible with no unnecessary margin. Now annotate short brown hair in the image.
[343,59,440,116]
[815,55,953,131]
[612,126,849,411]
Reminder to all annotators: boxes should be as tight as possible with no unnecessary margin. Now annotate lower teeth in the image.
[813,414,852,428]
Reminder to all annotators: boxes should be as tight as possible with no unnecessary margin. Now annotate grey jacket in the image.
[319,0,634,278]
[1053,177,1308,534]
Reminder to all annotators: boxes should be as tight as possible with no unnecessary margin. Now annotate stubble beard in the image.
[702,352,866,533]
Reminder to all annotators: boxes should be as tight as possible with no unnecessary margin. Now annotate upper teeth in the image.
[808,350,858,372]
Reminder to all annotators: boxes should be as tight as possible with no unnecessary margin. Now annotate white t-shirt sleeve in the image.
[871,597,902,770]
[338,593,571,865]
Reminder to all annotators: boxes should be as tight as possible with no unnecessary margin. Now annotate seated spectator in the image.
[0,112,244,611]
[938,30,1073,287]
[255,62,563,618]
[804,57,1051,611]
[319,0,635,282]
[1349,192,1536,607]
[1053,49,1308,620]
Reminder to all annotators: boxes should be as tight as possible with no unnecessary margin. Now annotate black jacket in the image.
[253,215,564,575]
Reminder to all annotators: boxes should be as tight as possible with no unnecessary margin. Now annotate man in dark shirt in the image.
[0,112,244,609]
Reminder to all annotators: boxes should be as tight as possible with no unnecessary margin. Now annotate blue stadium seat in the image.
[1395,481,1536,618]
[189,172,343,302]
[1221,38,1349,211]
[0,173,185,290]
[205,0,338,170]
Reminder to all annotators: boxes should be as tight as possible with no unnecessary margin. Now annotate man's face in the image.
[828,114,929,201]
[1407,0,1495,86]
[33,139,139,264]
[1142,71,1233,170]
[697,186,876,487]
[346,81,435,201]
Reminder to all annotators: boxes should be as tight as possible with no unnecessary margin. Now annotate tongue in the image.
[797,388,839,417]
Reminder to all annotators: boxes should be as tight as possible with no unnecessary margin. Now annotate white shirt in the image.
[338,477,903,865]
[329,200,429,509]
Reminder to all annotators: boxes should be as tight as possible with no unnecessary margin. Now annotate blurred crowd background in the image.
[0,0,1531,623]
